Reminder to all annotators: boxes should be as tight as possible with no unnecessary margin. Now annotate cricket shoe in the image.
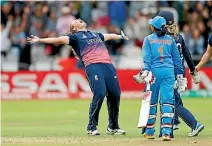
[162,134,171,141]
[143,133,155,139]
[173,124,179,130]
[87,130,100,136]
[188,122,204,137]
[106,128,126,135]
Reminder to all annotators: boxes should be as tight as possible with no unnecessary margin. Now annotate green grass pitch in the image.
[2,98,212,146]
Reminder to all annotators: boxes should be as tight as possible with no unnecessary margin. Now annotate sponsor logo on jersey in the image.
[86,38,102,44]
[149,39,172,45]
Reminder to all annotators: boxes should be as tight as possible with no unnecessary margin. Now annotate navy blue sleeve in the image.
[171,38,184,75]
[67,34,77,51]
[67,34,77,46]
[209,34,212,47]
[97,33,105,41]
[180,35,196,72]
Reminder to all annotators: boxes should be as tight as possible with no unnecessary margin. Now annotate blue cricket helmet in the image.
[158,10,174,25]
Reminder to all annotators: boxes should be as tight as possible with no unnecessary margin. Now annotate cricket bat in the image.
[137,83,152,128]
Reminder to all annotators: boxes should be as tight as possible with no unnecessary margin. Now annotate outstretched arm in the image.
[27,35,69,45]
[103,30,129,41]
[196,45,212,71]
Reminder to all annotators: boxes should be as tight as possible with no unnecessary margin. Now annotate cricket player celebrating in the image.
[27,18,128,136]
[134,16,186,141]
[158,10,204,137]
[196,34,212,71]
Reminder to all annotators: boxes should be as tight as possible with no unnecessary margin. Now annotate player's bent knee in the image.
[95,91,107,100]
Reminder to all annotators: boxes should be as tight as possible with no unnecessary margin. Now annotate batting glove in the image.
[133,70,156,84]
[174,74,187,93]
[190,69,200,84]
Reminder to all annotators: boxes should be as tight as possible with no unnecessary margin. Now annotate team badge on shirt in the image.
[95,75,98,81]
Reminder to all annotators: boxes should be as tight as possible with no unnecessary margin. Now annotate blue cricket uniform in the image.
[173,34,212,130]
[175,34,195,72]
[157,10,204,136]
[67,31,121,131]
[142,33,183,136]
[172,34,198,130]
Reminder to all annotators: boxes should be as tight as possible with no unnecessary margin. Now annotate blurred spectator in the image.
[181,23,191,45]
[171,1,184,25]
[97,1,108,15]
[10,25,26,50]
[13,2,24,27]
[105,25,124,55]
[188,29,204,64]
[88,21,107,34]
[30,3,46,37]
[105,24,124,66]
[56,6,75,36]
[45,8,58,36]
[1,1,212,71]
[68,1,80,18]
[1,16,13,58]
[197,20,210,48]
[129,1,156,18]
[44,31,63,69]
[128,1,146,18]
[45,31,62,57]
[124,10,149,47]
[1,2,14,25]
[91,1,109,27]
[109,1,127,29]
[80,2,92,26]
[158,1,169,7]
[189,10,200,28]
[10,24,29,70]
[124,18,136,40]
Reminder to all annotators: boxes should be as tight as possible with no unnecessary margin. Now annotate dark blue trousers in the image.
[174,89,197,129]
[85,63,121,131]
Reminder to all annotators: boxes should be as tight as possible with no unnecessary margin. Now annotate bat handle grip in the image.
[146,82,151,91]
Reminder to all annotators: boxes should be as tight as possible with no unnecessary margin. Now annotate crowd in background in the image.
[1,1,212,70]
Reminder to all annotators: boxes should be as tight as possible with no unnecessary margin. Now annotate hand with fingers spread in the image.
[27,35,40,43]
